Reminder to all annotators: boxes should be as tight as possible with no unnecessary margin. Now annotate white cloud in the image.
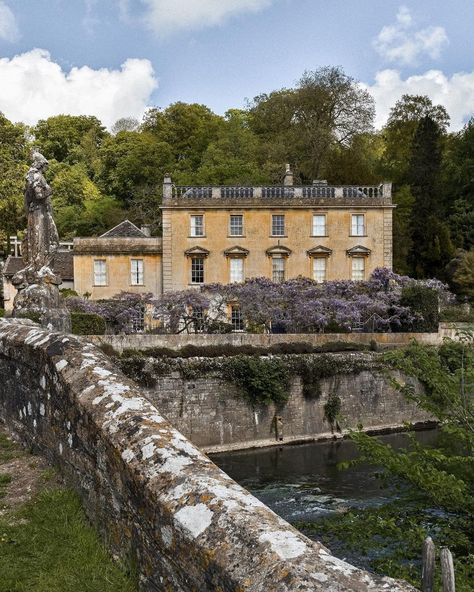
[0,1,19,42]
[374,6,448,65]
[364,69,474,130]
[0,49,158,128]
[140,0,274,36]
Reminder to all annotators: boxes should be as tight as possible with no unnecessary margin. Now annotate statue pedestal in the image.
[13,283,71,333]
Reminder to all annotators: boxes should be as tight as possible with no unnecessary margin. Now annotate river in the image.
[211,428,439,528]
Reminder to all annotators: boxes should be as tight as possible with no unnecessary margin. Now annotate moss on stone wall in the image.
[116,351,382,407]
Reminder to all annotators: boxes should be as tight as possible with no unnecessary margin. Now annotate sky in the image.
[0,0,473,130]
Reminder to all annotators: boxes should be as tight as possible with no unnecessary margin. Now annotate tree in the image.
[382,95,450,184]
[33,115,107,163]
[407,116,454,278]
[191,109,268,185]
[0,113,29,245]
[248,67,375,181]
[447,249,474,301]
[111,117,139,135]
[97,131,173,204]
[142,102,223,175]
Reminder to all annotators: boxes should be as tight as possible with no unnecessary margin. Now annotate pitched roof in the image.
[100,220,146,238]
[3,251,74,280]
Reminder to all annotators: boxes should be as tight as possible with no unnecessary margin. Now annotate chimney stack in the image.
[283,164,294,186]
[141,224,151,237]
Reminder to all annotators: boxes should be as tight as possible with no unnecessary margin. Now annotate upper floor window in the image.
[312,214,326,236]
[93,259,107,286]
[352,257,365,281]
[130,259,144,285]
[191,257,204,284]
[229,258,244,283]
[351,214,365,236]
[313,257,326,283]
[271,214,285,236]
[190,215,204,237]
[229,214,243,236]
[272,256,285,283]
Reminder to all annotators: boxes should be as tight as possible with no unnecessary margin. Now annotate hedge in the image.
[71,312,106,335]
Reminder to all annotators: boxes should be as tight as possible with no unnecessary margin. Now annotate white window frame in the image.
[352,257,365,281]
[191,257,205,284]
[230,305,244,332]
[93,259,107,286]
[351,214,365,236]
[130,259,144,286]
[229,257,244,283]
[271,214,285,236]
[190,215,204,237]
[229,214,244,237]
[312,214,327,236]
[272,256,285,283]
[312,257,327,283]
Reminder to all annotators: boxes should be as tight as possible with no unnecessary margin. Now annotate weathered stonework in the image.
[129,355,432,452]
[0,319,415,591]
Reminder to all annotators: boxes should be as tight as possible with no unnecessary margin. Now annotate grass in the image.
[0,430,138,592]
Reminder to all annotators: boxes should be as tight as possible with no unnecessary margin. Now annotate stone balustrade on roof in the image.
[162,177,392,208]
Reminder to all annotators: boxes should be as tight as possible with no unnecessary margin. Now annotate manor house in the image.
[73,167,393,298]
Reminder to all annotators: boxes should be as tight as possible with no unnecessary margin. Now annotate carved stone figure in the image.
[12,150,71,332]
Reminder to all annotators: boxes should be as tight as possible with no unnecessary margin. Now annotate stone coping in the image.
[0,319,415,591]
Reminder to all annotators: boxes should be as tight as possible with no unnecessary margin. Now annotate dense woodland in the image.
[0,66,473,297]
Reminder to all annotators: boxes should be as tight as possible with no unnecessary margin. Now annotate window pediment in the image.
[307,245,333,257]
[185,246,210,257]
[266,245,292,257]
[224,245,249,257]
[347,245,371,257]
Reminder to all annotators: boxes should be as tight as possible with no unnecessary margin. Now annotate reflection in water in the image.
[211,429,439,524]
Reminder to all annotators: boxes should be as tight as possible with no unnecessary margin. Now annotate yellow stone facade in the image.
[72,177,393,300]
[73,236,162,300]
[161,176,393,293]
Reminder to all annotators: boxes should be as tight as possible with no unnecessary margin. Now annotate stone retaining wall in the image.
[0,319,415,591]
[136,354,432,452]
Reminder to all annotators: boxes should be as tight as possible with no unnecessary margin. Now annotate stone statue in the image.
[12,150,71,332]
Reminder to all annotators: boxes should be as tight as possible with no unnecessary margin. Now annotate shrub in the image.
[17,311,41,323]
[0,309,5,318]
[71,312,106,335]
[222,355,290,405]
[400,285,439,332]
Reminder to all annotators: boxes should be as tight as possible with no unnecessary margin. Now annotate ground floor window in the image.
[191,257,204,284]
[229,257,244,283]
[312,257,326,282]
[272,256,285,283]
[230,305,244,331]
[130,259,144,285]
[351,257,365,281]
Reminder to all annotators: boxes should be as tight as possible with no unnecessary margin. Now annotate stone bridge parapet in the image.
[0,319,415,591]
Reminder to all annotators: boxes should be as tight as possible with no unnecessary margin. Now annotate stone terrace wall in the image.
[88,322,468,354]
[0,319,415,591]
[139,360,432,452]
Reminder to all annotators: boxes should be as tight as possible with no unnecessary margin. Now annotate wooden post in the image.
[422,536,435,592]
[440,547,455,592]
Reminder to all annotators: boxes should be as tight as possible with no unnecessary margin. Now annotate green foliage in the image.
[221,355,290,405]
[0,309,4,318]
[0,488,137,592]
[17,312,41,323]
[33,115,107,163]
[323,393,342,429]
[298,500,474,591]
[0,473,12,498]
[70,312,106,335]
[440,304,474,322]
[400,285,439,331]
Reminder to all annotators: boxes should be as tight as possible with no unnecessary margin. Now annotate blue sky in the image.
[1,0,473,129]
